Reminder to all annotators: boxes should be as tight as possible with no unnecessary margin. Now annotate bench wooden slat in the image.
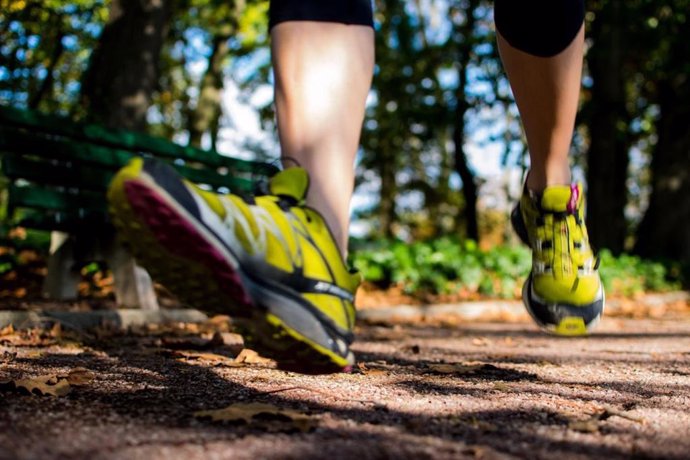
[9,184,107,215]
[0,105,278,176]
[3,155,115,192]
[1,128,259,193]
[0,125,134,170]
[16,210,109,232]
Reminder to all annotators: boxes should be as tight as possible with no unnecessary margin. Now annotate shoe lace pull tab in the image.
[269,167,309,201]
[567,184,580,214]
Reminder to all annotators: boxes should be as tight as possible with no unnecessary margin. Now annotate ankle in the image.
[332,229,349,261]
[525,167,571,193]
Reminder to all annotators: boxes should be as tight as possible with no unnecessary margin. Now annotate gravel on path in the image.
[1,314,689,460]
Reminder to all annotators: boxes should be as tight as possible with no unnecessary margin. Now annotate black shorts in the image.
[494,0,585,57]
[269,0,585,58]
[269,0,374,30]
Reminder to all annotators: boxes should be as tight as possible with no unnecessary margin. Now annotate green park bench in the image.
[0,105,278,309]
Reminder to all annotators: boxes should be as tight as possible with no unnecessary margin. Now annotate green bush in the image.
[351,237,531,298]
[351,238,683,299]
[598,250,681,297]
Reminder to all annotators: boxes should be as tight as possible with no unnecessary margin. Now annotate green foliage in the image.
[0,0,110,115]
[18,229,50,251]
[149,0,270,141]
[0,173,8,223]
[598,250,682,297]
[0,260,12,275]
[1,0,688,265]
[0,228,50,276]
[358,0,504,239]
[352,239,683,299]
[352,238,531,299]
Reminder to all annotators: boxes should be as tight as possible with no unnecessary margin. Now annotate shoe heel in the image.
[510,205,530,246]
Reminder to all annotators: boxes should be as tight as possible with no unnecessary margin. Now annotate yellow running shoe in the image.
[511,183,604,335]
[108,158,359,373]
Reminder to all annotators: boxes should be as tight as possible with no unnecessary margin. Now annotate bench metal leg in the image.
[109,245,159,310]
[43,231,80,300]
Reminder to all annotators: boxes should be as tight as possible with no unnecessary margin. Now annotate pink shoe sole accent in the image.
[124,180,254,309]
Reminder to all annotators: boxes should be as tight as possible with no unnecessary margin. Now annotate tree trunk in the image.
[634,82,690,262]
[188,32,232,148]
[452,0,479,241]
[77,0,171,309]
[80,0,172,131]
[585,0,629,254]
[425,129,454,237]
[452,102,478,241]
[378,135,398,239]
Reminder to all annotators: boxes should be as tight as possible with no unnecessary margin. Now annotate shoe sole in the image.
[522,275,604,336]
[511,205,605,336]
[107,160,352,374]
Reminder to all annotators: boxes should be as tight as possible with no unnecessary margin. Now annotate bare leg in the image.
[272,22,374,255]
[497,25,585,192]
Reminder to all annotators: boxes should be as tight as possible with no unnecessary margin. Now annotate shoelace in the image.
[533,206,598,277]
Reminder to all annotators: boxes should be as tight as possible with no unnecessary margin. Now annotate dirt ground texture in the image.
[2,310,690,460]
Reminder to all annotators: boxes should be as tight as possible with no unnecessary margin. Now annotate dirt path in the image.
[2,313,690,460]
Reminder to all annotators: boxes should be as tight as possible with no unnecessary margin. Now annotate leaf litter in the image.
[1,374,71,397]
[233,348,275,366]
[568,406,646,433]
[171,348,275,368]
[425,362,489,375]
[1,365,95,397]
[194,402,319,433]
[0,321,83,348]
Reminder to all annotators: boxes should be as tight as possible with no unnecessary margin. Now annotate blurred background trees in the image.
[1,0,689,266]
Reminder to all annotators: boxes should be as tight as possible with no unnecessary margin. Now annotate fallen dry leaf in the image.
[461,445,488,458]
[65,368,95,386]
[17,249,40,264]
[569,417,600,433]
[194,402,318,432]
[356,362,387,376]
[600,406,646,424]
[0,324,15,336]
[49,322,62,338]
[206,315,233,328]
[471,337,491,347]
[492,382,511,392]
[173,351,241,366]
[234,349,275,366]
[2,374,71,397]
[568,406,645,433]
[426,362,486,375]
[0,328,54,347]
[1,351,17,363]
[9,227,27,240]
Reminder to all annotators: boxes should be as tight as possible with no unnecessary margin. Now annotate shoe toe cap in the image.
[532,274,602,306]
